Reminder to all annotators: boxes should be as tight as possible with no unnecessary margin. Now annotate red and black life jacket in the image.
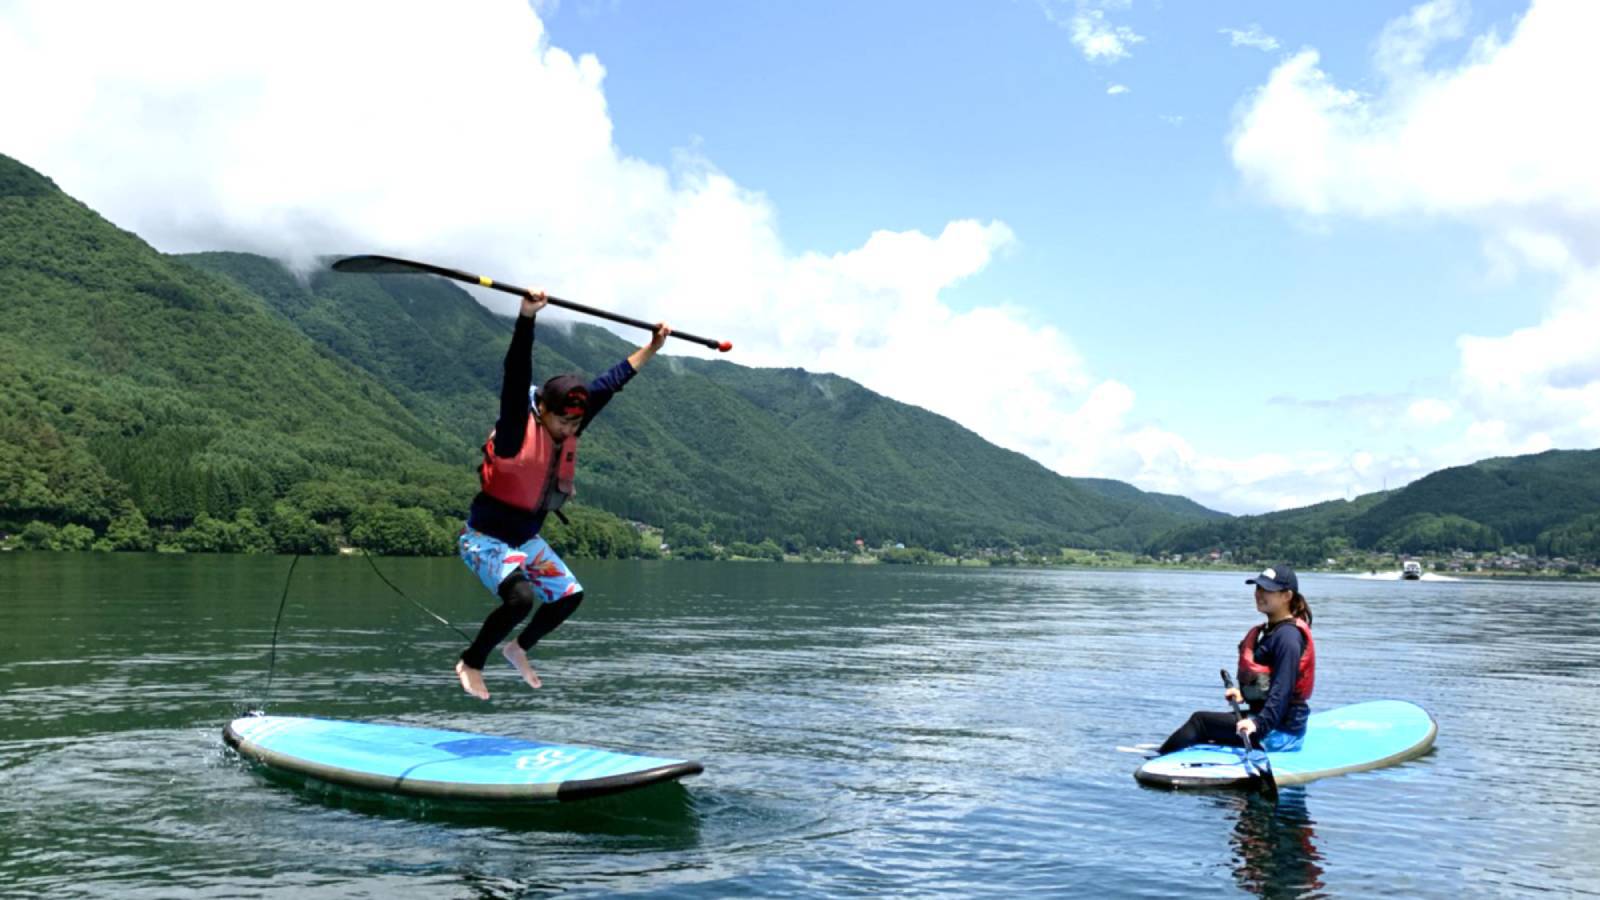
[1236,617,1315,704]
[478,415,578,514]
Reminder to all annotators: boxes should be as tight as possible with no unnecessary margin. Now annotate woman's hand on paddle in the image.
[1236,717,1257,738]
[520,290,549,319]
[1223,687,1243,705]
[648,322,671,352]
[628,322,672,370]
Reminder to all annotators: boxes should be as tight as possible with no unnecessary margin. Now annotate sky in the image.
[2,0,1596,514]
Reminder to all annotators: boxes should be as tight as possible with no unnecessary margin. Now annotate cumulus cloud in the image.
[1220,24,1280,52]
[1231,0,1600,234]
[1230,0,1600,477]
[1458,268,1600,443]
[1107,84,1130,95]
[0,0,1203,507]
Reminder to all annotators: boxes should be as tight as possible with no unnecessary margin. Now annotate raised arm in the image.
[627,322,672,372]
[490,292,549,458]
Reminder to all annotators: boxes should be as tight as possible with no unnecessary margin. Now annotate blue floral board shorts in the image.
[1261,729,1305,753]
[458,527,583,603]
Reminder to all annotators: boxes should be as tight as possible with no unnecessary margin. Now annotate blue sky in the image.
[539,0,1542,479]
[3,0,1594,513]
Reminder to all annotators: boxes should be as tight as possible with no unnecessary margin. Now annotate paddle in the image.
[331,254,734,353]
[1221,669,1280,801]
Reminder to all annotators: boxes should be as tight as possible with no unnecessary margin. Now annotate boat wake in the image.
[1343,571,1461,582]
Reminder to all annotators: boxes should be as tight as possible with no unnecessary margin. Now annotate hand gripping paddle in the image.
[1222,669,1279,801]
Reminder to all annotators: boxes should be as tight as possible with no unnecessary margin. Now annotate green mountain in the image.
[181,254,1228,552]
[1152,450,1600,563]
[0,155,478,552]
[0,152,1222,554]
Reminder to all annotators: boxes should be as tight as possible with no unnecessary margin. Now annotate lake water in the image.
[2,555,1597,897]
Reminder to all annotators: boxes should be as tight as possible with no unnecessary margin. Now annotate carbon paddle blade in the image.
[329,254,448,275]
[1255,754,1280,801]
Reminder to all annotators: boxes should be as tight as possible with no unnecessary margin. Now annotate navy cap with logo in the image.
[536,374,590,417]
[1246,563,1299,594]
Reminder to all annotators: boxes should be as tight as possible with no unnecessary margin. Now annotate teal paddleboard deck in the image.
[224,716,703,802]
[1135,700,1436,789]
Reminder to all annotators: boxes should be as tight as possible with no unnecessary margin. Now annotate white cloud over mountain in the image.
[3,0,1589,517]
[0,1,1213,505]
[1230,0,1600,494]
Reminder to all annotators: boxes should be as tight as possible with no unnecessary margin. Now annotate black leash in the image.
[257,551,471,712]
[261,554,302,710]
[360,550,472,641]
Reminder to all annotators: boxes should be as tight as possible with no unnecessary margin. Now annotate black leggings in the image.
[1159,710,1263,756]
[459,578,585,670]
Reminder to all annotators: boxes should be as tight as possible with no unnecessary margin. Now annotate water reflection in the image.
[236,755,704,840]
[7,557,1600,896]
[1225,788,1324,899]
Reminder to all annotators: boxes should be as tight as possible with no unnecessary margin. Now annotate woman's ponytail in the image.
[1290,591,1313,627]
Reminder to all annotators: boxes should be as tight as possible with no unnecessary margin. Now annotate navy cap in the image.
[536,374,589,417]
[1246,564,1298,593]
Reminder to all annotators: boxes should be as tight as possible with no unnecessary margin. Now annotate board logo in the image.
[517,748,575,769]
[1327,719,1389,732]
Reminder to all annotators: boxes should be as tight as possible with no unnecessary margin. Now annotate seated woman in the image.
[1158,564,1315,755]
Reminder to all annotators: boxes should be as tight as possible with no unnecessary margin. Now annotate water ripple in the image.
[2,557,1598,896]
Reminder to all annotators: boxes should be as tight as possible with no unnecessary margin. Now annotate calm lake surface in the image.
[2,555,1598,897]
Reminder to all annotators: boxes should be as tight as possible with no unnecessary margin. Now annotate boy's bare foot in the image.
[455,659,489,700]
[501,643,542,689]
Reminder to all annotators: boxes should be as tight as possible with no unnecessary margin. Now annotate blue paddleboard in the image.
[224,716,703,802]
[1135,700,1436,789]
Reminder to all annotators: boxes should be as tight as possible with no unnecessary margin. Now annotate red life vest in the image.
[478,415,578,514]
[1236,618,1315,705]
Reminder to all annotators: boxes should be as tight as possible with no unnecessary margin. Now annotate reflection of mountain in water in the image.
[1228,789,1324,899]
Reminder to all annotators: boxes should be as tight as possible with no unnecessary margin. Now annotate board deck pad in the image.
[1135,700,1436,789]
[225,715,703,802]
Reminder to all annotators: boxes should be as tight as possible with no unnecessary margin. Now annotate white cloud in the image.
[8,0,1583,520]
[1107,84,1130,95]
[1072,9,1144,62]
[1115,428,1426,514]
[1231,0,1600,232]
[1041,2,1144,63]
[1220,24,1280,52]
[1230,0,1600,472]
[0,0,1195,509]
[1457,268,1600,443]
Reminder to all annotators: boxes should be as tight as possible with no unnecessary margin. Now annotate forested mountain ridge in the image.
[1150,449,1600,563]
[184,250,1228,551]
[2,152,1223,554]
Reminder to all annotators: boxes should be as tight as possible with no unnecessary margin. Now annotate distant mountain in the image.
[1151,450,1600,562]
[1,152,1222,552]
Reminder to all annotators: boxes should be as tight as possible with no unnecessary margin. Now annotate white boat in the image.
[1402,560,1423,580]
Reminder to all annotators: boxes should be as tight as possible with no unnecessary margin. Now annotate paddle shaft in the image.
[1221,669,1279,799]
[331,255,732,352]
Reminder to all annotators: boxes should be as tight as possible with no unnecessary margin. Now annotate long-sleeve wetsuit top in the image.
[1247,619,1311,736]
[466,314,637,545]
